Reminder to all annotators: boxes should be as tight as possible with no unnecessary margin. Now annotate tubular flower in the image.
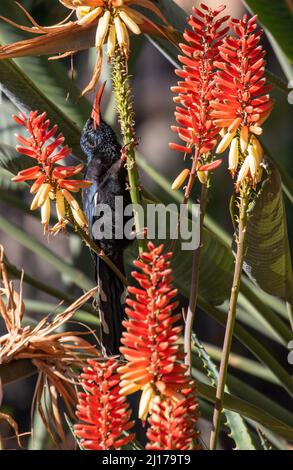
[211,14,273,189]
[64,0,168,58]
[146,393,199,450]
[11,111,91,232]
[170,3,229,191]
[0,1,171,95]
[74,358,135,450]
[119,242,192,421]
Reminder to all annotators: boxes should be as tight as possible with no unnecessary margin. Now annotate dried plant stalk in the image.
[0,245,99,445]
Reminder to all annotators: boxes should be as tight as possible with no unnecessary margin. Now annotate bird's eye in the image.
[87,141,95,149]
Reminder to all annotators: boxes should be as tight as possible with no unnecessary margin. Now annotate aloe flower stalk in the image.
[11,111,91,232]
[75,358,135,450]
[212,14,273,189]
[170,3,228,195]
[118,242,195,421]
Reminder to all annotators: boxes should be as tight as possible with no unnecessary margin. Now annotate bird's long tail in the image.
[95,256,127,355]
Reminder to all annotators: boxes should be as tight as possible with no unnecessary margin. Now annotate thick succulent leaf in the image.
[197,380,293,442]
[125,219,233,305]
[243,0,293,63]
[193,335,256,450]
[201,297,293,396]
[244,162,293,301]
[174,228,234,304]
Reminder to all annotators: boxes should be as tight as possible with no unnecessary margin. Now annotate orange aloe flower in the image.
[146,393,199,450]
[211,14,273,189]
[170,3,228,192]
[75,358,135,450]
[12,111,91,232]
[0,1,174,95]
[118,242,194,421]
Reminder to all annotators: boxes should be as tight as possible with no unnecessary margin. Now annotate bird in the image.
[81,82,132,356]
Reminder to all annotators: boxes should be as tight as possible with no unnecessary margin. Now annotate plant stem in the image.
[184,183,208,371]
[111,49,146,254]
[210,190,249,450]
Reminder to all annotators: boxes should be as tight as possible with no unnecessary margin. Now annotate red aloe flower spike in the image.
[74,357,135,450]
[119,242,191,421]
[211,14,273,189]
[12,111,91,232]
[146,391,200,450]
[170,3,229,192]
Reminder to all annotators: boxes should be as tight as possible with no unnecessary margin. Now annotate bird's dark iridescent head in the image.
[80,82,121,163]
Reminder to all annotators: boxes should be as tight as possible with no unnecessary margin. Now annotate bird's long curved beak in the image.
[91,81,106,129]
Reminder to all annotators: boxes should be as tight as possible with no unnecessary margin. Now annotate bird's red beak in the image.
[91,81,106,129]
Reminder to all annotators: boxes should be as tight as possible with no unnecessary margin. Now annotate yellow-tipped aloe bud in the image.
[121,21,130,52]
[95,10,111,47]
[30,184,44,210]
[171,169,190,190]
[197,167,207,184]
[228,138,239,176]
[240,126,249,153]
[56,190,66,221]
[119,382,141,396]
[62,188,80,211]
[119,10,141,35]
[107,24,116,59]
[252,136,264,161]
[77,6,101,24]
[114,16,128,48]
[139,384,155,421]
[248,137,263,183]
[41,196,51,227]
[216,130,236,154]
[72,208,88,228]
[37,183,51,208]
[236,156,250,190]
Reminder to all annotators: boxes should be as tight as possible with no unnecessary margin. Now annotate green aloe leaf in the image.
[244,163,293,302]
[200,297,293,397]
[193,335,256,450]
[197,380,293,442]
[242,0,293,63]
